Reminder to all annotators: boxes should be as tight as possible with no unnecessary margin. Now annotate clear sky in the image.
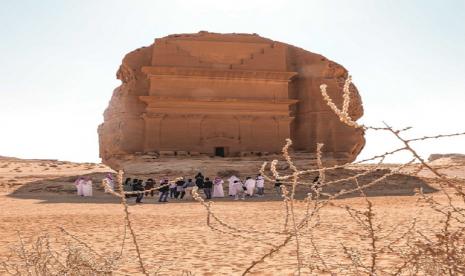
[1,0,464,163]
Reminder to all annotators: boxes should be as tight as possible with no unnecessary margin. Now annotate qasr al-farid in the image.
[98,31,365,168]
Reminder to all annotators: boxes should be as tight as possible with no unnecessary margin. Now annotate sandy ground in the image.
[0,157,464,275]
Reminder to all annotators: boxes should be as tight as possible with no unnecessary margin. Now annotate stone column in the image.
[143,113,165,152]
[186,114,204,151]
[237,115,255,151]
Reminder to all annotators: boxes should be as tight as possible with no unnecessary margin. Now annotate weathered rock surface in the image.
[98,31,365,169]
[428,153,465,162]
[428,153,465,166]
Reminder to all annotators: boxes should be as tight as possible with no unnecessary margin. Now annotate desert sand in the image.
[0,156,464,275]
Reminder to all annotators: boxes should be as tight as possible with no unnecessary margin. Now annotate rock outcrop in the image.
[428,153,465,162]
[98,31,365,169]
[428,153,465,166]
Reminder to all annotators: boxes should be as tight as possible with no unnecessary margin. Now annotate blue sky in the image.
[0,0,464,163]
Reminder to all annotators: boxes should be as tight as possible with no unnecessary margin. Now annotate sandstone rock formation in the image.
[428,153,465,166]
[428,153,465,162]
[98,31,365,169]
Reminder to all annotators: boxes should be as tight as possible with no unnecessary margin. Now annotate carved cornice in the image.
[139,97,298,117]
[140,96,298,106]
[142,66,297,82]
[273,115,295,122]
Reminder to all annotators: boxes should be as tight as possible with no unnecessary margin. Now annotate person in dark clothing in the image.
[144,178,155,197]
[132,179,145,203]
[175,178,185,199]
[132,179,139,190]
[130,179,139,198]
[203,177,213,199]
[195,172,205,189]
[158,179,170,202]
[123,178,132,198]
[179,179,190,199]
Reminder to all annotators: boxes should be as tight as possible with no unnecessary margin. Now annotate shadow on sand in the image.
[7,168,438,204]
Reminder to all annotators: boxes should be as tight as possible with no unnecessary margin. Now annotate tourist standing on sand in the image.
[132,179,139,189]
[145,178,155,197]
[195,172,205,189]
[183,178,194,199]
[175,177,186,199]
[137,179,144,191]
[212,176,224,198]
[203,177,213,199]
[104,173,115,192]
[169,180,177,198]
[256,174,265,197]
[158,178,169,202]
[131,179,139,199]
[233,179,245,200]
[244,176,256,197]
[133,180,144,203]
[82,177,93,197]
[75,177,84,196]
[123,178,132,197]
[228,175,239,196]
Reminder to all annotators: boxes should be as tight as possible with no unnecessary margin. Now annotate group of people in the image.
[122,177,194,203]
[117,172,267,203]
[75,172,275,203]
[227,174,265,200]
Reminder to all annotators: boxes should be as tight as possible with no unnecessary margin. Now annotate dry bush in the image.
[1,232,118,275]
[189,76,465,275]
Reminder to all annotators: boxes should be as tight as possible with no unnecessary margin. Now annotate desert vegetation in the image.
[187,76,465,275]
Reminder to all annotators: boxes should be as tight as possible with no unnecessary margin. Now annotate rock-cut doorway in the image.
[214,147,227,157]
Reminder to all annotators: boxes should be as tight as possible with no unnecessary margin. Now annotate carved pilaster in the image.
[274,115,294,144]
[143,113,166,151]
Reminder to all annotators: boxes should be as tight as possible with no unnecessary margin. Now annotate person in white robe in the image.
[212,176,225,198]
[75,177,84,196]
[256,174,265,197]
[104,173,115,193]
[228,175,239,196]
[82,177,93,197]
[244,176,256,197]
[233,179,245,200]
